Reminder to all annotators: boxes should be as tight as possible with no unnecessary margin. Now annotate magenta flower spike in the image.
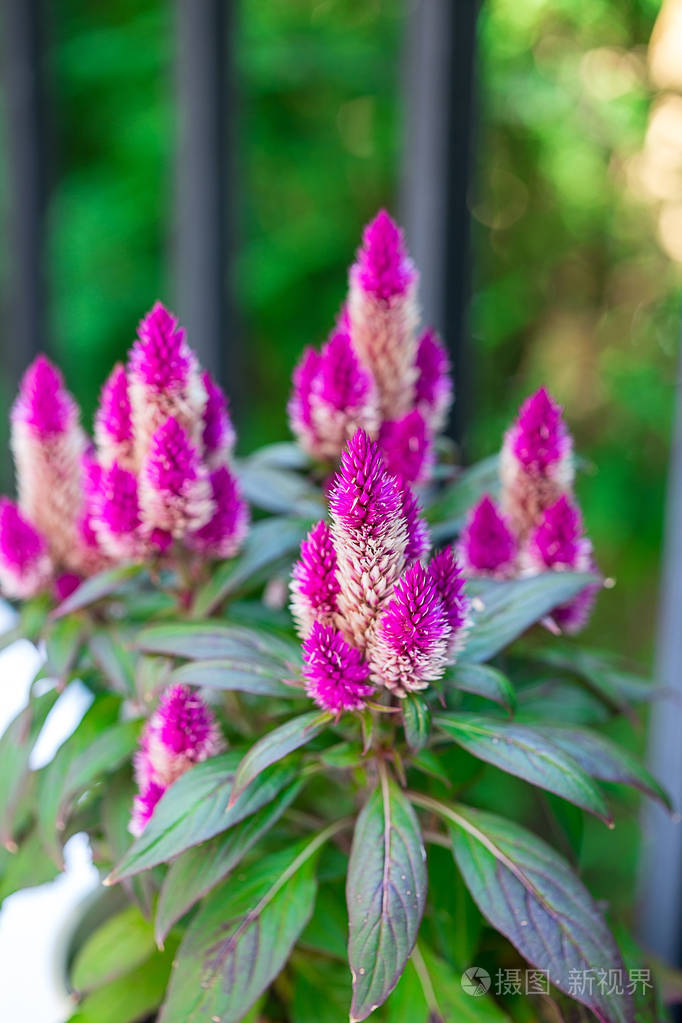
[415,329,453,433]
[302,621,372,714]
[91,460,144,560]
[0,499,52,599]
[288,347,322,455]
[347,211,420,419]
[290,520,341,638]
[188,465,249,560]
[130,779,165,838]
[329,430,408,648]
[370,561,450,696]
[11,355,87,572]
[128,302,207,467]
[523,495,599,635]
[75,454,110,576]
[457,494,518,578]
[95,363,134,469]
[130,683,224,834]
[288,332,378,462]
[524,495,592,573]
[500,388,574,537]
[428,546,470,652]
[379,407,433,485]
[139,417,214,539]
[201,371,236,468]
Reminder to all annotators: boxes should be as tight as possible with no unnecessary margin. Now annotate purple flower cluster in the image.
[0,302,249,602]
[459,388,599,634]
[292,429,469,712]
[131,684,224,836]
[289,210,452,484]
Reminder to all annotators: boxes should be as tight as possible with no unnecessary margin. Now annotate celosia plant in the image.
[0,272,671,1022]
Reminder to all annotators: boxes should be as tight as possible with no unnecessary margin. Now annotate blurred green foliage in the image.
[1,0,680,663]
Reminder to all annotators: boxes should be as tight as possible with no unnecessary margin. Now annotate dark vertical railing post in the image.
[638,337,682,970]
[174,0,236,389]
[402,0,479,449]
[1,0,49,383]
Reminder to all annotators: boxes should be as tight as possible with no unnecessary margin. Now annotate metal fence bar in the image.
[174,0,236,388]
[1,0,49,384]
[638,338,682,972]
[401,0,479,449]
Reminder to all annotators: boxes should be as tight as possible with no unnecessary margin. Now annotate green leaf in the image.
[529,645,655,710]
[238,459,325,517]
[191,517,313,617]
[71,905,156,992]
[66,944,176,1023]
[385,946,509,1023]
[247,441,311,470]
[402,694,431,753]
[435,713,611,823]
[347,772,427,1021]
[446,663,516,713]
[460,572,598,664]
[88,630,136,696]
[230,710,329,805]
[169,658,299,698]
[0,687,59,848]
[37,695,121,865]
[0,826,59,902]
[154,777,302,946]
[108,754,298,882]
[426,455,500,541]
[51,563,144,619]
[292,958,351,1023]
[44,616,85,681]
[136,620,300,666]
[417,798,633,1023]
[56,720,141,831]
[541,726,671,809]
[158,831,330,1023]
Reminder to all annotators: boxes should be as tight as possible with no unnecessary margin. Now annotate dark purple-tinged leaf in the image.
[541,726,671,809]
[169,658,300,699]
[435,713,611,823]
[347,773,427,1021]
[191,517,313,617]
[136,620,300,667]
[154,777,302,946]
[158,830,333,1023]
[445,663,516,713]
[426,455,500,542]
[71,905,156,993]
[51,563,144,619]
[230,711,329,806]
[238,460,325,517]
[0,687,59,848]
[460,572,598,664]
[402,694,431,754]
[108,755,298,883]
[57,719,141,831]
[415,797,633,1023]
